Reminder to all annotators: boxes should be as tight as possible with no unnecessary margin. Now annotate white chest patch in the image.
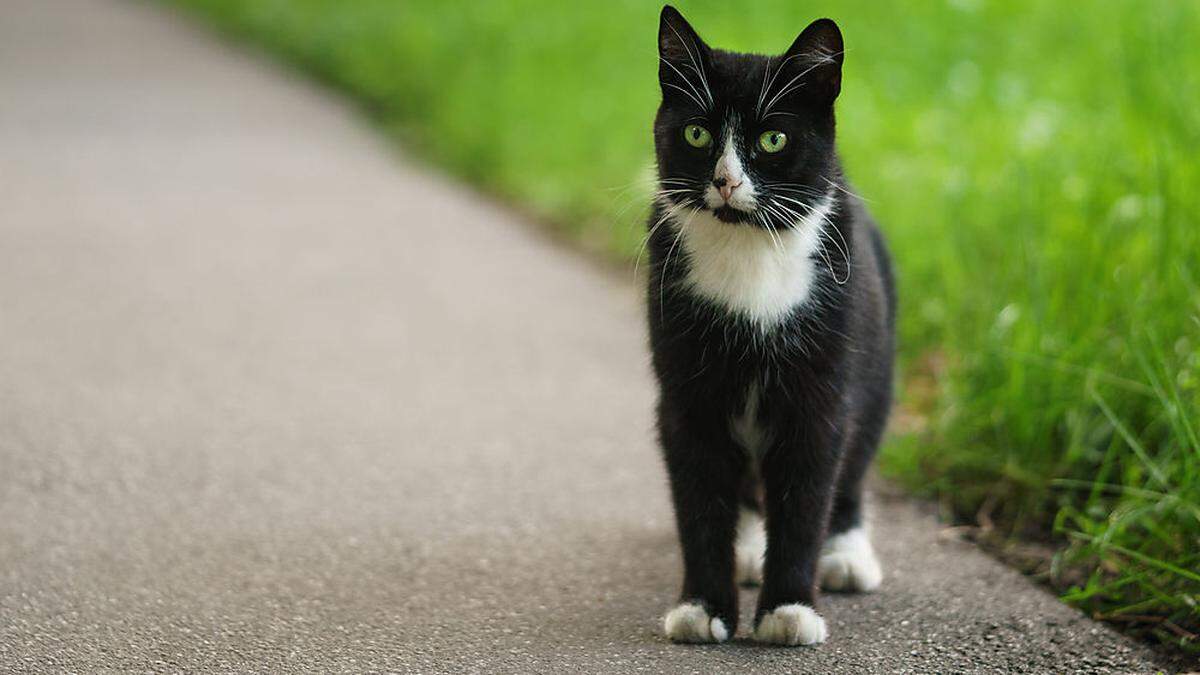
[672,192,836,328]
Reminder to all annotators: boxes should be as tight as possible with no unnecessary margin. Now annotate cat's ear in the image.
[780,18,844,104]
[658,6,712,108]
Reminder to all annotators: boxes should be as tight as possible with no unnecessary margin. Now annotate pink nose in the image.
[717,180,742,202]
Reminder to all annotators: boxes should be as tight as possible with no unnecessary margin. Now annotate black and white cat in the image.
[647,6,896,646]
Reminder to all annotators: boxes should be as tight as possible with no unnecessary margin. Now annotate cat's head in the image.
[653,6,843,230]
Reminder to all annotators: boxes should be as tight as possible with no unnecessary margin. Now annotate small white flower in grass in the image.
[1110,194,1143,222]
[1019,105,1059,151]
[993,303,1020,335]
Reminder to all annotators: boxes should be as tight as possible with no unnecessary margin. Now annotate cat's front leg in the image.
[753,425,842,647]
[659,410,744,643]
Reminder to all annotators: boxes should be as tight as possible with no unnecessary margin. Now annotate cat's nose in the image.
[713,177,743,202]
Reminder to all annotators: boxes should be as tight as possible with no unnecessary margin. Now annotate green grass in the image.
[173,0,1200,648]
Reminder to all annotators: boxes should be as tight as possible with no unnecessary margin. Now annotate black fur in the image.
[648,6,896,638]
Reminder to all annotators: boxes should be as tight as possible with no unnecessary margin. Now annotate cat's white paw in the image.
[663,602,730,644]
[818,527,882,592]
[753,603,827,646]
[735,508,765,586]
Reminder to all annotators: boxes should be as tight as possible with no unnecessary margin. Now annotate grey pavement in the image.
[0,1,1184,672]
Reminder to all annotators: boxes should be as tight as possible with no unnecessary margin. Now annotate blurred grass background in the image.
[172,0,1200,648]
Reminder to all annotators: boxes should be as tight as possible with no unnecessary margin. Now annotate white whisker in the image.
[761,51,843,116]
[662,81,707,111]
[752,209,783,258]
[665,22,714,109]
[756,52,807,118]
[637,198,695,279]
[762,61,819,116]
[775,193,850,284]
[660,206,700,323]
[769,193,849,285]
[823,176,869,203]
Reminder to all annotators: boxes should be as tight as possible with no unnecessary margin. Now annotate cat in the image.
[646,6,896,646]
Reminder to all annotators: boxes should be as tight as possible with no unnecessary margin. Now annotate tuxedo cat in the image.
[646,6,896,646]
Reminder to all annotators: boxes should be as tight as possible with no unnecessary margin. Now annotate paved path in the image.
[0,1,1182,672]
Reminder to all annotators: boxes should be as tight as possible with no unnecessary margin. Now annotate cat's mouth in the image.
[712,205,752,224]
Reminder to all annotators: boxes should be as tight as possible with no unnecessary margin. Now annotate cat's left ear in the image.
[781,18,844,104]
[658,6,712,106]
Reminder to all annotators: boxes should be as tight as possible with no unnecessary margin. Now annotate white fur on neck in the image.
[673,192,836,328]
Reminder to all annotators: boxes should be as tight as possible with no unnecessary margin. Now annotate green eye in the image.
[758,130,787,153]
[683,124,712,148]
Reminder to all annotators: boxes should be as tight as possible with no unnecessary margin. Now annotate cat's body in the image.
[647,7,896,646]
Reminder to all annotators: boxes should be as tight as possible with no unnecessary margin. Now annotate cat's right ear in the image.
[779,19,844,105]
[658,6,711,108]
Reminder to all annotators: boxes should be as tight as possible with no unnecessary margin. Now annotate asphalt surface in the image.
[0,1,1186,672]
